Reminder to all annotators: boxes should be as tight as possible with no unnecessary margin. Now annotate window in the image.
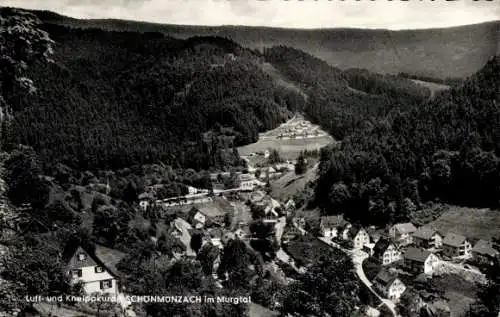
[95,266,104,273]
[72,269,82,278]
[78,253,86,261]
[100,279,112,290]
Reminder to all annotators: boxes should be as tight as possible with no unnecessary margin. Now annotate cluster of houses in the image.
[310,215,499,302]
[272,119,326,139]
[65,191,287,297]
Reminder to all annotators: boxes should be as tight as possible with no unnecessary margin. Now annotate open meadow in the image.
[237,114,334,160]
[426,206,500,241]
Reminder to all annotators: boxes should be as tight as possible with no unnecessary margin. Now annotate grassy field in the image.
[270,162,318,201]
[426,206,500,241]
[237,136,333,160]
[411,79,450,98]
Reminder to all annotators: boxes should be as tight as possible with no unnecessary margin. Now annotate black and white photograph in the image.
[0,0,499,316]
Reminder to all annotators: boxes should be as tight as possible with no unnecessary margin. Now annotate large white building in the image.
[238,174,265,191]
[66,246,120,295]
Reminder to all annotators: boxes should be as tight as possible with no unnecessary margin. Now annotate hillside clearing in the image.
[270,163,318,201]
[426,206,500,241]
[410,79,450,98]
[237,114,333,161]
[259,62,308,101]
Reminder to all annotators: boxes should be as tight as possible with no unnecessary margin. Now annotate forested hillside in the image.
[263,46,431,139]
[31,9,500,79]
[261,45,500,226]
[315,56,500,226]
[5,24,304,170]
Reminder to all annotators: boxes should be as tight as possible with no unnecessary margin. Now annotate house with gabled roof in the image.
[442,233,471,258]
[471,239,499,265]
[403,247,440,275]
[413,226,443,250]
[373,237,402,265]
[191,197,231,228]
[373,270,406,301]
[345,226,370,249]
[319,215,347,238]
[389,222,417,246]
[64,245,124,295]
[172,217,196,257]
[138,192,154,211]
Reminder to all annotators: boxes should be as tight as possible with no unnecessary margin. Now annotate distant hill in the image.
[27,9,500,79]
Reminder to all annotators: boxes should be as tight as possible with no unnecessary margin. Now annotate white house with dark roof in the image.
[238,173,265,191]
[373,237,402,265]
[373,270,406,301]
[442,233,472,258]
[389,222,417,246]
[413,226,443,250]
[66,246,121,295]
[319,215,347,238]
[346,226,370,249]
[403,247,440,275]
[138,192,154,211]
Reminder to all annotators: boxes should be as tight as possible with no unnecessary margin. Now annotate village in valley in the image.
[1,8,500,317]
[41,116,500,317]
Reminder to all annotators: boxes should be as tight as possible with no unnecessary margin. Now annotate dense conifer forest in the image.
[5,24,304,170]
[264,46,500,226]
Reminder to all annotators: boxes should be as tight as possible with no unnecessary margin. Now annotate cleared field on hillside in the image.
[427,206,500,240]
[238,137,332,160]
[259,62,308,100]
[270,163,318,201]
[411,79,450,98]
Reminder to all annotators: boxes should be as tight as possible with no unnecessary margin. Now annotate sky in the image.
[3,0,500,30]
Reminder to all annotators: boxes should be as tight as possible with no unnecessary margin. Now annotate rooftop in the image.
[373,237,396,258]
[392,222,417,234]
[138,192,154,200]
[174,217,193,232]
[413,226,440,240]
[239,173,256,182]
[374,269,399,287]
[443,232,468,247]
[404,247,433,263]
[320,215,347,228]
[196,197,232,218]
[66,244,125,278]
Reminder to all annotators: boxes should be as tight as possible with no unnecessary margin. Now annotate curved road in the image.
[318,237,399,317]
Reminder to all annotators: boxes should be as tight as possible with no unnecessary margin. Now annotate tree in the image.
[281,248,361,317]
[190,231,204,254]
[92,206,119,246]
[0,236,72,314]
[196,242,220,275]
[0,8,54,144]
[122,181,138,204]
[467,257,500,317]
[267,148,282,164]
[4,145,49,208]
[217,239,257,290]
[295,153,307,175]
